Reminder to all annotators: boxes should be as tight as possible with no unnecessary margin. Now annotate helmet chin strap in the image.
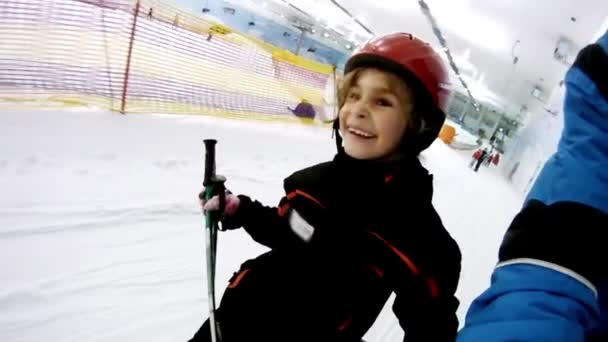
[332,119,344,153]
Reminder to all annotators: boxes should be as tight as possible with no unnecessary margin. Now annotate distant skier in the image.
[491,153,500,166]
[469,148,482,168]
[473,148,488,172]
[458,30,608,341]
[189,33,461,342]
[287,99,316,119]
[483,148,494,167]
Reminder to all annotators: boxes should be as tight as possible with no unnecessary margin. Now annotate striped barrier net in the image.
[0,0,337,123]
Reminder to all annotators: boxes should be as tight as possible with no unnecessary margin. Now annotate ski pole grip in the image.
[203,139,217,187]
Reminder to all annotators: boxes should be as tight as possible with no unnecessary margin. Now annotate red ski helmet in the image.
[335,32,451,155]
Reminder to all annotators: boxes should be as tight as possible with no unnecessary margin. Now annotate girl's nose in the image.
[351,101,370,119]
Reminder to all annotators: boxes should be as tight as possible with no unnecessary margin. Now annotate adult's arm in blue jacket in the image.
[458,31,608,342]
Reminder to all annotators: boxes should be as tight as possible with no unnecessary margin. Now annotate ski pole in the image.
[203,139,225,342]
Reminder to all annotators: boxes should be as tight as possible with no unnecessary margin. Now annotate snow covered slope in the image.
[0,108,522,341]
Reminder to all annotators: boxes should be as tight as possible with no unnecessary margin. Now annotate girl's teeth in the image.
[350,128,373,137]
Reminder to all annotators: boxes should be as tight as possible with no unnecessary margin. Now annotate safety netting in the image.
[0,0,337,123]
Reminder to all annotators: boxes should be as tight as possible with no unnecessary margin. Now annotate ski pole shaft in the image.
[205,219,218,342]
[203,139,219,342]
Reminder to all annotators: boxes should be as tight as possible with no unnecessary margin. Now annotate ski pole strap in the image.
[207,178,226,225]
[217,181,226,215]
[203,139,227,227]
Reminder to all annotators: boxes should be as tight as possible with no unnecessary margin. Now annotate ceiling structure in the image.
[240,0,608,119]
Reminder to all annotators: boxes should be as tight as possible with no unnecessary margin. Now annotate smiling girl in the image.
[189,32,461,342]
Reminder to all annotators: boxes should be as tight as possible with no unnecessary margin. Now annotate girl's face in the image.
[339,68,414,160]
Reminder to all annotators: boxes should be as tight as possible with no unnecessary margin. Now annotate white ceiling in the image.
[272,0,608,116]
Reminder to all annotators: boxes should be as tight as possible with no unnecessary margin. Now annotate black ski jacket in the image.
[213,153,461,342]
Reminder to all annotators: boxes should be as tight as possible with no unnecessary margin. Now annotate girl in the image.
[190,32,461,342]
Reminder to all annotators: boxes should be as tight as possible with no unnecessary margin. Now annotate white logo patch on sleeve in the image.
[288,209,315,242]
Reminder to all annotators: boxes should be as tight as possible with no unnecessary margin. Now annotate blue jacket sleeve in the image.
[526,31,608,214]
[458,31,608,342]
[458,264,599,342]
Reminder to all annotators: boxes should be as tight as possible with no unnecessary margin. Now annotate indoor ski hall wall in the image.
[502,19,608,195]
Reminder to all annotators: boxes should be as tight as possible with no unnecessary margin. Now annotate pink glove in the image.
[200,192,240,216]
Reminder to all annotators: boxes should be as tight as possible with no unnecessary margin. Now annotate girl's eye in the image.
[347,92,360,101]
[377,98,393,107]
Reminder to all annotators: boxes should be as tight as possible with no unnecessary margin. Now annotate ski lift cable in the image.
[279,0,314,22]
[416,0,479,107]
[328,0,374,35]
[327,0,479,107]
